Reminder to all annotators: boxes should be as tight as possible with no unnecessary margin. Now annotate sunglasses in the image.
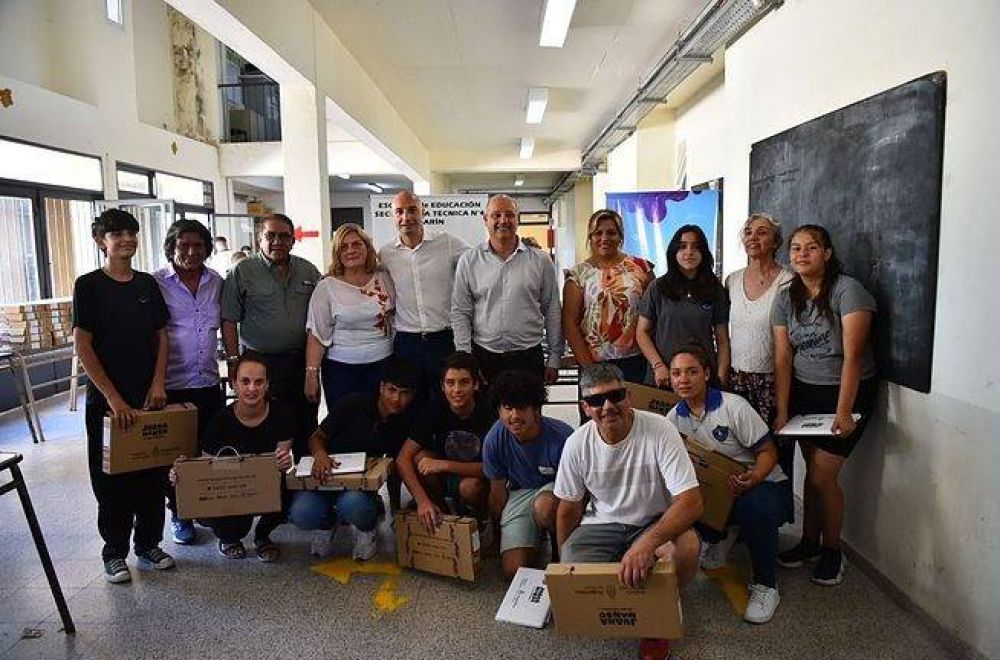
[582,388,627,408]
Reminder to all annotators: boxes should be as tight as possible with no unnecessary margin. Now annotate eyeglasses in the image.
[582,388,627,408]
[262,232,294,243]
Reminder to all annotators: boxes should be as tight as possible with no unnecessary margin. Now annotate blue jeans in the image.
[288,490,380,532]
[698,480,790,588]
[321,357,389,411]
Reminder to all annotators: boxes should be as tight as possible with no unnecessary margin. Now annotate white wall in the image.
[673,0,1000,656]
[0,0,224,207]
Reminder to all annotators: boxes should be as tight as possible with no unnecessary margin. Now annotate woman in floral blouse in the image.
[562,209,654,385]
[305,223,395,410]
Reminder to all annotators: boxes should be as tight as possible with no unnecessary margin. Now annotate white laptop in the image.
[495,567,551,629]
[294,452,367,477]
[777,414,861,436]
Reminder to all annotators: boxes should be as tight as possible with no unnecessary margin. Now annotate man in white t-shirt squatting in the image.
[554,362,703,660]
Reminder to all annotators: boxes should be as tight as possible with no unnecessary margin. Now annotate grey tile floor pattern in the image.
[0,390,959,659]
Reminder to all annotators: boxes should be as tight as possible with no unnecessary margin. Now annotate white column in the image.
[279,83,330,271]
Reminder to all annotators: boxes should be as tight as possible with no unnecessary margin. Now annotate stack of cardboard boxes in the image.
[0,299,73,352]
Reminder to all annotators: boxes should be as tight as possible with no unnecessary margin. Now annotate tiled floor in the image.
[0,390,959,659]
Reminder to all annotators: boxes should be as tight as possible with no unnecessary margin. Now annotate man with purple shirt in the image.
[154,219,225,545]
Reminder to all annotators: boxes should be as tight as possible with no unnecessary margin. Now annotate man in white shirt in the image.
[451,195,563,384]
[207,236,233,275]
[378,191,468,396]
[554,362,702,658]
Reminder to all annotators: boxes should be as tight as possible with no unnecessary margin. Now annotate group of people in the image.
[73,191,877,660]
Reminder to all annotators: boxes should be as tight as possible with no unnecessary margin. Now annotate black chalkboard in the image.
[749,73,946,393]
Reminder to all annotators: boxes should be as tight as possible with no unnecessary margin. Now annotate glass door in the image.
[211,213,257,254]
[0,191,42,304]
[94,199,176,273]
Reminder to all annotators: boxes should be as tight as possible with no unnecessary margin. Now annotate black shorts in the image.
[790,377,878,457]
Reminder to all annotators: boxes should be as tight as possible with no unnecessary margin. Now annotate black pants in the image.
[472,343,545,385]
[85,403,166,561]
[394,329,456,400]
[259,351,319,457]
[202,512,284,545]
[165,385,225,518]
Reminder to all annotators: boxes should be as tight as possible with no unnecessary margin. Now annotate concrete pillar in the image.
[280,83,330,270]
[635,106,677,190]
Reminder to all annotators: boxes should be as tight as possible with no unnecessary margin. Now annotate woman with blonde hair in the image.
[725,213,793,423]
[304,223,395,410]
[562,209,654,384]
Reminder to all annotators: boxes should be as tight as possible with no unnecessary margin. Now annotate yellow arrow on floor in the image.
[702,564,750,615]
[312,558,411,616]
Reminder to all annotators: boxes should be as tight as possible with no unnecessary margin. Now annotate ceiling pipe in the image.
[543,0,783,206]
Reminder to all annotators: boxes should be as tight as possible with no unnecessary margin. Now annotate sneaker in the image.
[700,527,738,570]
[811,547,845,586]
[639,637,671,660]
[310,530,333,558]
[352,528,378,561]
[136,547,175,570]
[776,538,821,568]
[171,517,196,545]
[743,583,780,624]
[103,557,131,584]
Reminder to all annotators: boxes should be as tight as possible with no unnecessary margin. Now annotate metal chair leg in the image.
[10,464,75,634]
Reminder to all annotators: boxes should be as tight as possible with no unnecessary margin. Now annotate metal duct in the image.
[544,0,782,206]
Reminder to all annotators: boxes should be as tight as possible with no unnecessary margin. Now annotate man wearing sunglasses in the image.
[554,362,703,660]
[221,214,321,455]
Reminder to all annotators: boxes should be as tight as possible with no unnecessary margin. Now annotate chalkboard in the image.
[749,73,946,393]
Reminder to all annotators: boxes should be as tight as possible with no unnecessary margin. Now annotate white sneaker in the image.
[743,583,780,624]
[310,530,333,558]
[352,528,378,561]
[700,527,738,570]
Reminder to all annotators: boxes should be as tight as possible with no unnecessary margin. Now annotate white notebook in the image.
[777,414,861,436]
[294,452,367,477]
[495,567,551,629]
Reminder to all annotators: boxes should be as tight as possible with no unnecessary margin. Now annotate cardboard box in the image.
[174,452,283,519]
[545,560,682,639]
[683,438,745,531]
[626,381,680,417]
[395,511,481,581]
[285,457,393,492]
[496,567,551,628]
[102,403,198,474]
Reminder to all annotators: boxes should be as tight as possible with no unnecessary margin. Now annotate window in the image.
[106,0,124,25]
[0,195,41,303]
[45,198,101,298]
[0,138,103,192]
[117,169,152,197]
[155,172,206,206]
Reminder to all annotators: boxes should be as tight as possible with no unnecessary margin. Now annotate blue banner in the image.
[606,190,720,276]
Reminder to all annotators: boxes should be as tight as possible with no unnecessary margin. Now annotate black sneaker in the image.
[136,546,176,571]
[811,547,845,586]
[103,557,131,584]
[777,539,821,568]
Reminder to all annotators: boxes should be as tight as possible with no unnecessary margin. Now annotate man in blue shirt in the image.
[482,370,572,579]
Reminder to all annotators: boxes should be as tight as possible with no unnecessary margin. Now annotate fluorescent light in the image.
[525,87,549,124]
[365,183,384,193]
[336,172,351,180]
[519,138,535,160]
[514,176,525,187]
[539,0,577,48]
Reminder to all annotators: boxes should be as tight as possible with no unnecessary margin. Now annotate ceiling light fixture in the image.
[336,173,351,180]
[519,138,535,160]
[525,87,549,124]
[365,183,384,193]
[514,175,525,187]
[539,0,577,48]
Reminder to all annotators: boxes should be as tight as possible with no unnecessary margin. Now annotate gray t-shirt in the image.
[638,281,729,371]
[770,275,877,385]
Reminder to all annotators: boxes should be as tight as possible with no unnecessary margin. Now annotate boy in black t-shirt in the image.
[73,209,174,584]
[288,359,419,560]
[396,352,498,531]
